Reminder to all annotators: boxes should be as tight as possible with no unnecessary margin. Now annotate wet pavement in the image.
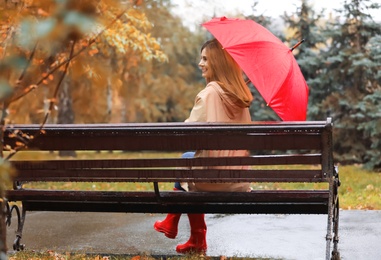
[6,210,381,259]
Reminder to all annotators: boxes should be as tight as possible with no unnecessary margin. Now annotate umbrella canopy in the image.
[202,17,309,121]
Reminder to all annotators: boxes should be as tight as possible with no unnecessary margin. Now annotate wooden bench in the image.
[3,118,340,259]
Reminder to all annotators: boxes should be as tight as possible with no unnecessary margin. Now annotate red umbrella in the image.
[202,17,309,121]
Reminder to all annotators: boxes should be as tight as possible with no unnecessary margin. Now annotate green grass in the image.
[251,165,381,210]
[335,165,381,210]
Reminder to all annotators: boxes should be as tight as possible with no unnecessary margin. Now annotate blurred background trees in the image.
[281,0,380,170]
[317,0,381,169]
[0,0,169,127]
[0,0,380,197]
[0,0,380,157]
[0,0,168,254]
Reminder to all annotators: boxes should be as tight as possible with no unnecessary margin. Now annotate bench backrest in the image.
[4,118,334,184]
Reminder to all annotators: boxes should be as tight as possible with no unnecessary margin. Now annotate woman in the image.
[154,38,253,254]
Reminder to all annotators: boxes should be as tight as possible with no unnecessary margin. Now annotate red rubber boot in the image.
[176,214,207,254]
[153,188,182,239]
[154,212,181,239]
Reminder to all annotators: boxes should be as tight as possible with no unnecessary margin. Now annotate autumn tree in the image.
[129,0,205,122]
[69,5,168,123]
[0,0,167,254]
[2,0,167,125]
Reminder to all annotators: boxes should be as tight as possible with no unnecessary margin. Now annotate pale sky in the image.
[172,0,380,30]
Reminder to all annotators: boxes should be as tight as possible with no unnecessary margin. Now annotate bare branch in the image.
[5,40,76,160]
[3,7,130,160]
[6,84,37,103]
[9,9,128,103]
[18,42,38,82]
[41,39,76,127]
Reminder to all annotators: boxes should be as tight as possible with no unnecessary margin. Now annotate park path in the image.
[6,210,381,259]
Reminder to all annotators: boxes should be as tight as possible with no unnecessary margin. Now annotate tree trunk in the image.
[0,200,6,259]
[107,78,112,122]
[57,78,76,157]
[0,103,7,258]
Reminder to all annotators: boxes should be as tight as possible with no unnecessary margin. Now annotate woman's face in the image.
[199,48,211,80]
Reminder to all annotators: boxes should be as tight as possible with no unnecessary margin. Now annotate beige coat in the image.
[184,81,252,192]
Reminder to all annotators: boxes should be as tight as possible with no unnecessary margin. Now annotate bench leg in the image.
[331,178,340,260]
[327,170,341,260]
[326,186,335,259]
[5,202,26,251]
[325,208,333,260]
[331,200,340,260]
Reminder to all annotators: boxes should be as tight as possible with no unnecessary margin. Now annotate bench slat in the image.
[5,123,328,151]
[18,134,323,151]
[6,190,329,215]
[13,169,325,182]
[18,201,329,214]
[11,154,322,169]
[6,189,330,203]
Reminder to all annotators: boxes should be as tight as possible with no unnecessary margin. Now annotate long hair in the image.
[201,38,253,107]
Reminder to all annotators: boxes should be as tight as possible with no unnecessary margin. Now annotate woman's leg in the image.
[181,151,196,158]
[153,152,195,239]
[153,202,182,239]
[174,151,195,191]
[175,152,207,253]
[174,182,186,191]
[176,213,207,254]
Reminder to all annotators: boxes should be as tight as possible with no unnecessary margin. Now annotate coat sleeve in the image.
[185,95,206,122]
[185,87,219,123]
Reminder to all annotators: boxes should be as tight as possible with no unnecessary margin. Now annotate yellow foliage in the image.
[1,0,169,125]
[95,2,167,62]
